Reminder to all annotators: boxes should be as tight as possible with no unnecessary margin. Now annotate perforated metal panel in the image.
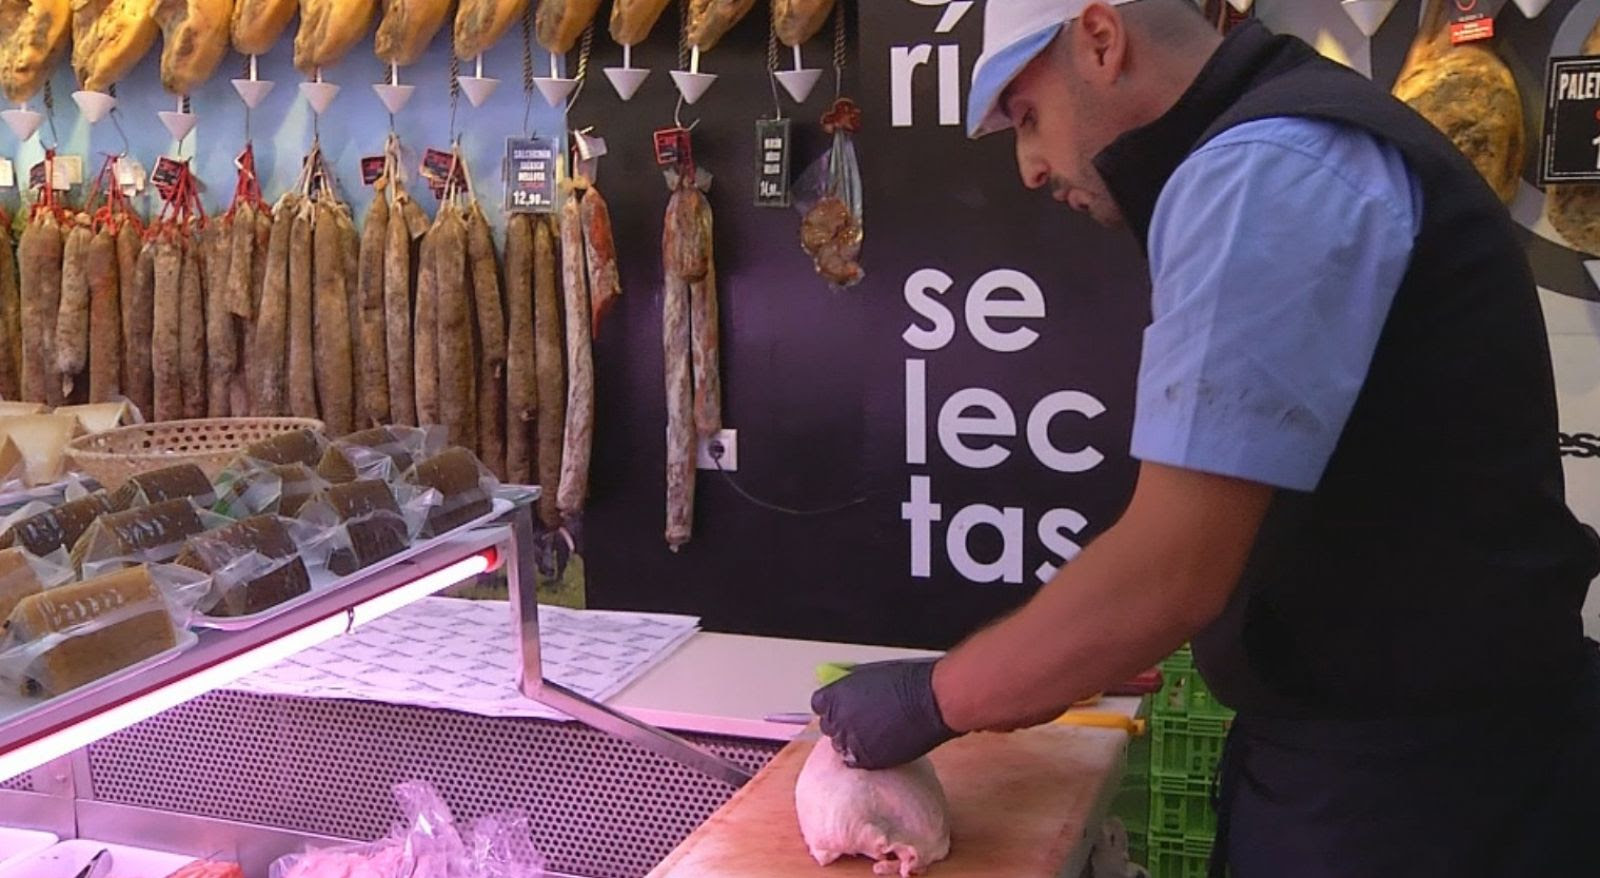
[0,773,31,792]
[87,691,778,878]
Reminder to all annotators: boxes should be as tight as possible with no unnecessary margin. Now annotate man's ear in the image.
[1073,2,1128,85]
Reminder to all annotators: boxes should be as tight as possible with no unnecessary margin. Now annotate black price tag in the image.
[505,136,558,214]
[654,127,692,169]
[1540,56,1600,184]
[27,161,45,191]
[755,118,792,208]
[151,156,187,200]
[360,156,387,186]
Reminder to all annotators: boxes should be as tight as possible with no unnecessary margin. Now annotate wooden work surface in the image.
[648,724,1128,878]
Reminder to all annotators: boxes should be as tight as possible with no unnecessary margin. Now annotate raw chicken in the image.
[794,735,951,877]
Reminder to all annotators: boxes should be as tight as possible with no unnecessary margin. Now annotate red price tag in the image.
[360,156,386,186]
[653,128,692,169]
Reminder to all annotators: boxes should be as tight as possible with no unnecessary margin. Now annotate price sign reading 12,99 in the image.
[506,135,559,214]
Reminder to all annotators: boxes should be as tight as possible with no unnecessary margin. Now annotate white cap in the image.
[966,0,1140,139]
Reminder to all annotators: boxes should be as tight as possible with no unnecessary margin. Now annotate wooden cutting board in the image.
[648,724,1128,878]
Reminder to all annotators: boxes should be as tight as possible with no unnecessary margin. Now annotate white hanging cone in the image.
[775,68,821,103]
[1511,0,1552,16]
[670,70,716,105]
[604,67,649,101]
[1341,0,1398,37]
[1227,0,1253,10]
[458,76,500,106]
[1,107,41,141]
[533,76,579,107]
[72,90,116,123]
[232,78,275,108]
[159,109,196,142]
[373,82,415,114]
[299,81,340,115]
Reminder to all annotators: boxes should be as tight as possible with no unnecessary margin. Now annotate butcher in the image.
[811,1,1600,874]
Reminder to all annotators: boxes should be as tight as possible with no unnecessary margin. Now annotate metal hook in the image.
[108,108,131,157]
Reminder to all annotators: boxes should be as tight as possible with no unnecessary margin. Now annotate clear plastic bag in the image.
[213,463,331,520]
[110,463,219,511]
[297,480,422,577]
[0,562,209,696]
[795,98,865,289]
[72,498,232,580]
[318,426,448,486]
[236,428,331,469]
[270,781,547,878]
[0,491,118,557]
[405,447,501,538]
[0,545,75,623]
[177,515,316,618]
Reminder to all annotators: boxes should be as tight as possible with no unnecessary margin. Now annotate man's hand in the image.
[809,659,958,770]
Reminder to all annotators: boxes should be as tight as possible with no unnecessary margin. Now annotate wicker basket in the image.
[64,417,325,490]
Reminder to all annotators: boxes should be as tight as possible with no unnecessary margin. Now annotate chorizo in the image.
[115,220,142,410]
[359,184,391,427]
[581,187,621,337]
[334,203,362,427]
[287,200,317,419]
[467,203,505,477]
[0,216,18,400]
[179,233,207,418]
[663,263,695,550]
[226,202,256,319]
[504,214,535,484]
[413,215,440,427]
[689,195,722,437]
[204,220,235,417]
[533,215,564,528]
[152,234,183,421]
[20,214,64,405]
[386,190,417,426]
[55,218,92,399]
[435,205,476,451]
[557,192,593,518]
[125,236,156,415]
[87,227,121,403]
[252,193,298,416]
[313,201,354,435]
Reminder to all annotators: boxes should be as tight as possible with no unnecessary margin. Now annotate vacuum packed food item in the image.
[215,462,328,518]
[71,497,207,572]
[0,548,44,622]
[2,565,178,696]
[178,515,311,616]
[1391,0,1522,205]
[409,446,493,536]
[794,735,951,878]
[111,462,218,510]
[316,425,432,484]
[0,491,116,556]
[306,479,407,576]
[241,427,328,467]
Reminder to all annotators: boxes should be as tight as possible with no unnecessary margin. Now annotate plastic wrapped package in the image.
[110,463,219,511]
[0,563,209,696]
[407,447,498,537]
[796,98,865,289]
[70,498,223,578]
[0,491,117,557]
[213,463,330,519]
[316,426,445,485]
[238,428,330,468]
[298,480,412,577]
[270,781,546,878]
[177,516,313,617]
[0,546,73,621]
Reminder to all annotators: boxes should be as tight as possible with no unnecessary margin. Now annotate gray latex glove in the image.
[809,658,958,770]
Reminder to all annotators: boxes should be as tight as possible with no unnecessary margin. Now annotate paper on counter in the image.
[226,597,700,721]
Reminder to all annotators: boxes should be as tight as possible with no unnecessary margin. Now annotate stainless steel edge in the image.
[0,788,74,835]
[72,800,357,876]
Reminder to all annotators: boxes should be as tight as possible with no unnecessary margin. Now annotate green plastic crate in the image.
[1146,830,1216,878]
[1151,712,1230,779]
[1149,771,1218,837]
[1154,647,1232,718]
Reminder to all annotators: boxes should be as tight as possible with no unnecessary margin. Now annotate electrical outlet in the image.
[697,428,738,471]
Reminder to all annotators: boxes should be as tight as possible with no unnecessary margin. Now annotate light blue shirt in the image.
[1130,117,1423,492]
